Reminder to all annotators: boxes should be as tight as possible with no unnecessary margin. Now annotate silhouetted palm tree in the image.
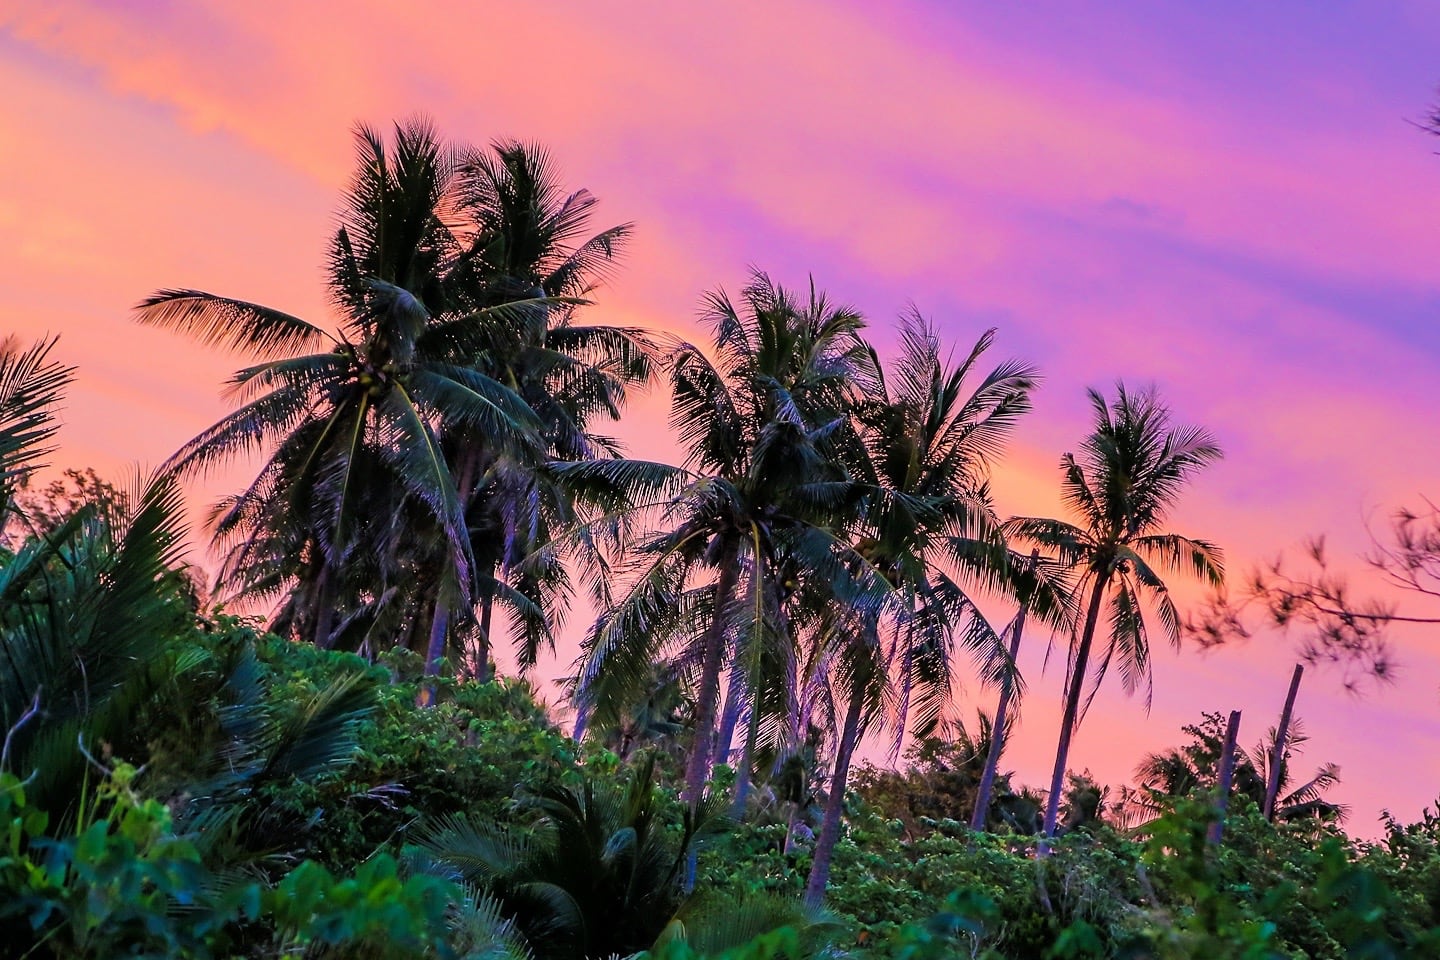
[138,122,545,652]
[1006,384,1223,841]
[563,273,880,806]
[425,140,657,679]
[804,317,1043,904]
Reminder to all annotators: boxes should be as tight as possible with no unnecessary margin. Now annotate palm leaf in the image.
[135,290,331,357]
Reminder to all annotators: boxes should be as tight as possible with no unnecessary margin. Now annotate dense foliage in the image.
[4,611,1438,958]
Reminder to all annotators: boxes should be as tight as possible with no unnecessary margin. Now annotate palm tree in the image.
[138,121,544,656]
[0,467,193,812]
[563,272,880,806]
[1006,384,1223,841]
[0,339,195,816]
[803,318,1043,904]
[424,140,657,679]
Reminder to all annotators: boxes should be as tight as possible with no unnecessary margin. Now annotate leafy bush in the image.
[250,637,583,867]
[0,764,534,959]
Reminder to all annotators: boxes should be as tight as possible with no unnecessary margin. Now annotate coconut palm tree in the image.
[420,140,658,679]
[562,272,881,806]
[803,317,1047,904]
[1006,384,1223,841]
[138,121,545,655]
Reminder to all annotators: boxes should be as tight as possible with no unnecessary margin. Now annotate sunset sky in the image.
[3,1,1439,831]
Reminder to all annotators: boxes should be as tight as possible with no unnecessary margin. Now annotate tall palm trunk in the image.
[1043,576,1108,842]
[1208,709,1242,845]
[571,703,590,743]
[683,540,741,806]
[1264,663,1304,821]
[714,657,747,768]
[312,561,337,649]
[423,596,450,671]
[805,676,864,906]
[418,588,451,707]
[972,553,1038,831]
[474,583,495,683]
[423,443,483,686]
[454,448,492,684]
[971,613,1025,831]
[731,695,761,814]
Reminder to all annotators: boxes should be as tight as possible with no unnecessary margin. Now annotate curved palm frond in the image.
[136,290,332,358]
[0,336,74,521]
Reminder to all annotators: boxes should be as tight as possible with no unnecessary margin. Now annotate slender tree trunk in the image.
[683,541,741,806]
[312,562,337,649]
[783,804,800,855]
[1042,577,1108,844]
[474,589,495,684]
[972,552,1038,831]
[417,593,451,708]
[805,679,864,906]
[454,447,487,683]
[423,588,451,676]
[1209,709,1242,846]
[1264,663,1304,821]
[421,440,483,694]
[732,696,761,815]
[971,614,1024,831]
[715,658,747,768]
[570,703,589,743]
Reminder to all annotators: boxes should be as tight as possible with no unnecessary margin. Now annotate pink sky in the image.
[3,1,1439,831]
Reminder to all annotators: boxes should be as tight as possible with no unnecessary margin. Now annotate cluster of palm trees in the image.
[141,121,1225,902]
[140,121,657,680]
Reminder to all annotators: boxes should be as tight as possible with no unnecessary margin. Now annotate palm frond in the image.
[135,290,331,357]
[0,336,73,515]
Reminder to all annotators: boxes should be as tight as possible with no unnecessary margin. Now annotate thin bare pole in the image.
[1208,709,1242,846]
[1264,664,1304,821]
